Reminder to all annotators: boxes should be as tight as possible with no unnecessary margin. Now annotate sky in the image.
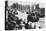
[7,0,45,8]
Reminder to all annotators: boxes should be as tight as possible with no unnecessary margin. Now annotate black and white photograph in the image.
[5,0,45,30]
